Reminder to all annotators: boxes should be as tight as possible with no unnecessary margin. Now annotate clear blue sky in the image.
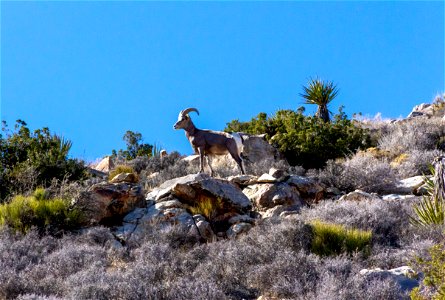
[1,1,444,161]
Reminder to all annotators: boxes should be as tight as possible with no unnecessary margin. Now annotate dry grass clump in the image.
[310,220,372,256]
[108,165,138,181]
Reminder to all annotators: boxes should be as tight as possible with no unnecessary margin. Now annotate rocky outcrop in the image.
[147,173,252,213]
[73,182,145,225]
[112,168,330,242]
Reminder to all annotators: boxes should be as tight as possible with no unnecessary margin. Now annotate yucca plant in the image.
[300,78,339,123]
[411,159,445,226]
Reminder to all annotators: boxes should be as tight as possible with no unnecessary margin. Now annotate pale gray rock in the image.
[262,204,300,218]
[257,173,279,183]
[339,190,379,202]
[110,172,138,184]
[243,183,302,211]
[195,220,216,242]
[227,222,252,239]
[382,194,417,201]
[286,175,325,202]
[93,156,114,173]
[123,207,147,223]
[388,176,426,195]
[228,214,256,225]
[239,134,289,171]
[227,174,258,186]
[360,266,420,292]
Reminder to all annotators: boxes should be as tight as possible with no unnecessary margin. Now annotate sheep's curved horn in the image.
[181,108,199,116]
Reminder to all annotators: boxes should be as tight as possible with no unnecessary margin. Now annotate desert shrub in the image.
[316,153,396,193]
[136,152,198,189]
[310,220,372,256]
[0,190,82,234]
[411,244,445,300]
[225,107,372,169]
[300,198,414,247]
[393,149,442,178]
[0,120,86,202]
[378,117,445,156]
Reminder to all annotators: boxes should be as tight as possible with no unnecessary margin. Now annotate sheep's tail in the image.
[231,132,245,158]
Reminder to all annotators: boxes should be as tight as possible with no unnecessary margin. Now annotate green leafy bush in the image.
[411,244,445,299]
[310,220,372,256]
[0,189,83,234]
[0,120,86,201]
[225,107,372,169]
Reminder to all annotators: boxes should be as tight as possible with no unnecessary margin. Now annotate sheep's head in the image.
[173,108,199,130]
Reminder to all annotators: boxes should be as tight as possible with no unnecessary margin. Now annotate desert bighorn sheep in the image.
[173,108,245,176]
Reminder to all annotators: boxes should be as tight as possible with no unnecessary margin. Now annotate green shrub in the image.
[225,107,372,169]
[411,244,445,299]
[310,220,372,256]
[112,130,154,160]
[0,120,87,202]
[0,189,83,234]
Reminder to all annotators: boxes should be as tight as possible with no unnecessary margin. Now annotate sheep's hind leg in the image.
[197,147,206,174]
[206,155,214,177]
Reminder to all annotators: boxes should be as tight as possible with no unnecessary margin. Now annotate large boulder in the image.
[147,173,252,213]
[115,200,201,243]
[243,182,302,211]
[385,176,427,195]
[73,182,145,225]
[93,156,114,173]
[286,175,325,203]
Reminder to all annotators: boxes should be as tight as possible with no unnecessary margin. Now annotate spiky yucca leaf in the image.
[411,194,445,226]
[410,163,445,226]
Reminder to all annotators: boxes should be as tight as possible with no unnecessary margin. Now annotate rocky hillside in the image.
[1,96,445,299]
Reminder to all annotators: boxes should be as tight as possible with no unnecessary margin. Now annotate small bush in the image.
[108,165,137,181]
[310,220,372,256]
[0,190,82,234]
[378,117,445,156]
[316,153,396,193]
[411,244,445,300]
